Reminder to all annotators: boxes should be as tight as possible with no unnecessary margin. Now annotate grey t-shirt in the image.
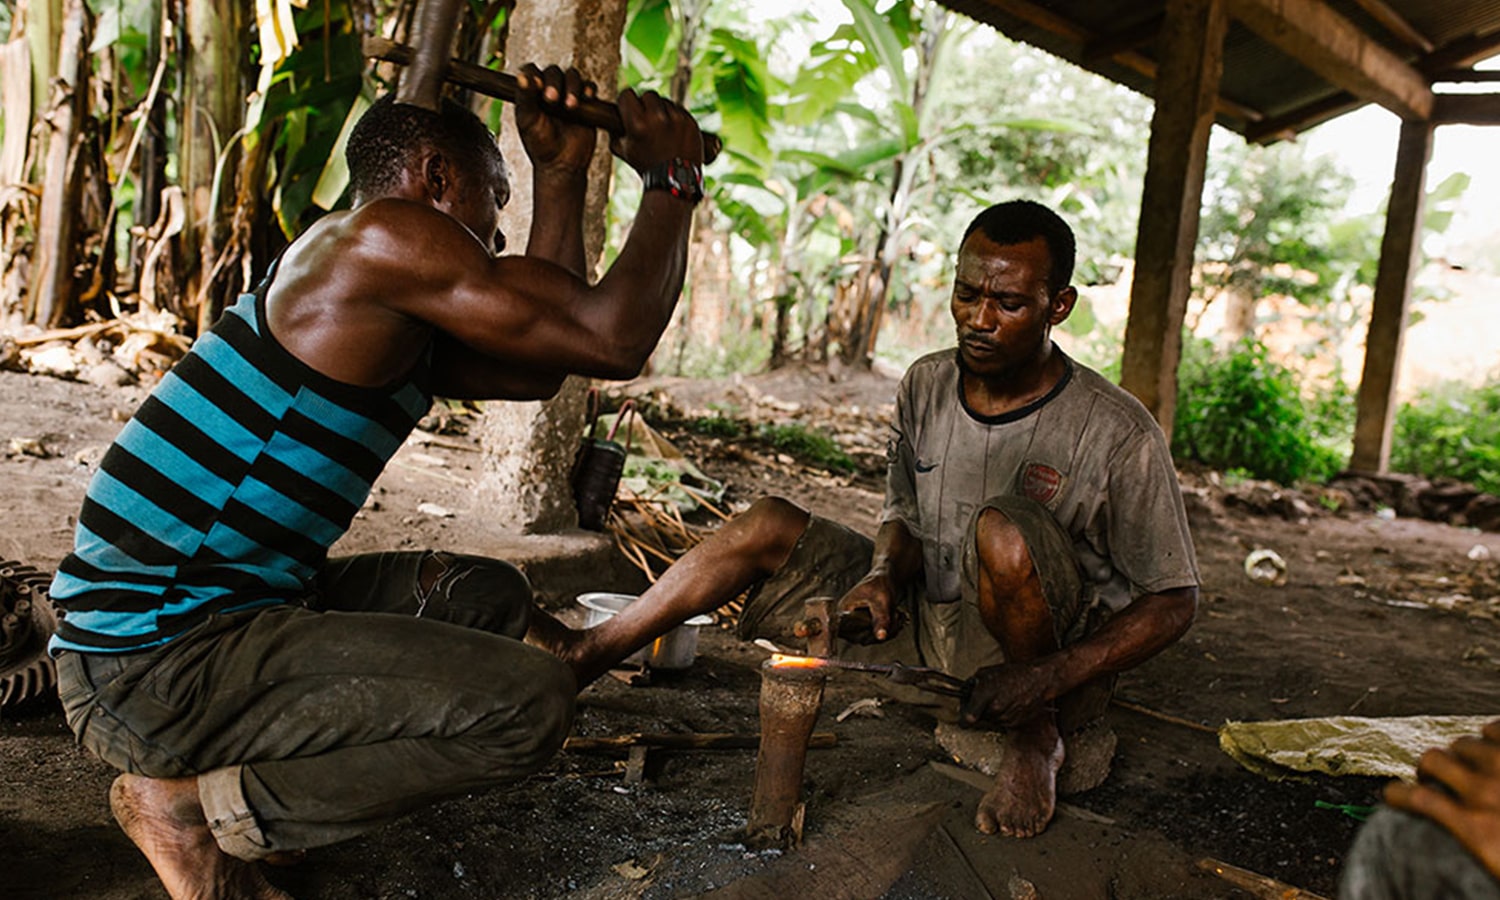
[881,348,1199,612]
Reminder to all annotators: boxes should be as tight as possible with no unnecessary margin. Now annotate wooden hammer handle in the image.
[365,36,723,164]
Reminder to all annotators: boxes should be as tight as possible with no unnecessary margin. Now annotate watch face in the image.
[672,161,703,201]
[647,159,703,202]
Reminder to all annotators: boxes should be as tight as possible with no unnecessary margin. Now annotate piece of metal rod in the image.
[744,659,826,849]
[364,36,723,163]
[767,653,971,698]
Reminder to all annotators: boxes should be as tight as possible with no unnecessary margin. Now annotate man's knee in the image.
[974,507,1035,585]
[423,554,533,638]
[477,652,575,777]
[738,496,812,569]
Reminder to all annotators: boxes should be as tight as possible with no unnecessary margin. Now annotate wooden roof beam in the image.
[1244,90,1363,143]
[1346,0,1432,54]
[1432,93,1500,125]
[1083,15,1165,63]
[1429,70,1500,83]
[1228,0,1433,121]
[984,0,1263,122]
[1418,29,1500,75]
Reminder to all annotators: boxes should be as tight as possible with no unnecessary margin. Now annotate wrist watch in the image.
[641,158,705,204]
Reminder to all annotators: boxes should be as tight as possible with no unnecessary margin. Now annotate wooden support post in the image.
[1119,0,1227,438]
[1350,118,1433,474]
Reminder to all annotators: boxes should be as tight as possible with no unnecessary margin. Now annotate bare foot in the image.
[522,609,591,672]
[110,773,292,900]
[975,717,1064,838]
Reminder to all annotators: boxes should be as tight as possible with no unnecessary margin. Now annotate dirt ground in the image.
[4,363,1500,900]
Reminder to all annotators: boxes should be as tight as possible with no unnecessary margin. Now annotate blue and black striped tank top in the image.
[49,270,433,654]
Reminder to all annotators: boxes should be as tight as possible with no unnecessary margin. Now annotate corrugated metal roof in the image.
[937,0,1500,141]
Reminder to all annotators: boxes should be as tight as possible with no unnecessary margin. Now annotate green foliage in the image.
[1173,338,1345,485]
[251,5,367,236]
[1391,379,1500,495]
[688,414,744,438]
[1197,139,1356,309]
[924,33,1152,286]
[674,323,771,378]
[756,422,856,473]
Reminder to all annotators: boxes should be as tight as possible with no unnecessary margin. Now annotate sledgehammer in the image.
[366,35,724,163]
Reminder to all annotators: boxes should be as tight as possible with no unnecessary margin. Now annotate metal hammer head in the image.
[793,597,835,658]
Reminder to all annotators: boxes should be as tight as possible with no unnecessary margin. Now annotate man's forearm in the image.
[589,192,695,369]
[869,519,923,586]
[1048,586,1197,699]
[525,172,589,277]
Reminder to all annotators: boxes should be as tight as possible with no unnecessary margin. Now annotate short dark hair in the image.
[962,200,1076,293]
[345,93,508,205]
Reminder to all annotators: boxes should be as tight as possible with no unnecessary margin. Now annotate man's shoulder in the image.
[899,349,958,390]
[1060,361,1162,436]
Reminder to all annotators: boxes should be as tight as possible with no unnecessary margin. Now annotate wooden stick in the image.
[1196,858,1330,900]
[1111,698,1220,735]
[564,731,838,752]
[13,320,124,346]
[364,36,723,163]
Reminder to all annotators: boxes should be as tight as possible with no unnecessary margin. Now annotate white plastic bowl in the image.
[577,592,713,669]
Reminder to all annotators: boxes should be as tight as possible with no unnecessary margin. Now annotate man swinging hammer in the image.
[49,14,707,898]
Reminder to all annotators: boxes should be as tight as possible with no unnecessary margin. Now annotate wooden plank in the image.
[1433,92,1500,125]
[1228,0,1433,121]
[1120,0,1228,438]
[1350,118,1432,474]
[1346,0,1432,53]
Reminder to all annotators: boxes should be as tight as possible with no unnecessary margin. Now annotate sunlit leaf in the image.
[88,5,119,53]
[839,0,910,98]
[707,28,772,173]
[625,0,675,70]
[312,93,368,210]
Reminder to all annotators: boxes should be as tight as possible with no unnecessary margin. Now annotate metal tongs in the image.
[766,652,972,699]
[822,658,973,698]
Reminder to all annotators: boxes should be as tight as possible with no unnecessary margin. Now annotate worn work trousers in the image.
[56,551,576,859]
[1340,807,1500,899]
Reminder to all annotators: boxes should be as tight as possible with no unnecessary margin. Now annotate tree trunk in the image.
[474,0,629,534]
[25,0,62,134]
[29,0,89,328]
[1222,284,1256,344]
[130,0,169,288]
[0,34,34,315]
[182,0,244,334]
[833,3,947,369]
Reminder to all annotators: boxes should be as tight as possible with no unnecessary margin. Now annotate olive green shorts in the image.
[739,495,1095,676]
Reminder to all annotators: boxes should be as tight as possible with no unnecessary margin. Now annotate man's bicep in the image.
[407,254,643,379]
[426,335,569,401]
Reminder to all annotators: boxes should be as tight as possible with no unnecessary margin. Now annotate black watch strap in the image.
[641,158,705,204]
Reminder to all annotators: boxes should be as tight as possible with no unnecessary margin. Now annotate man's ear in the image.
[423,152,450,203]
[1049,286,1079,326]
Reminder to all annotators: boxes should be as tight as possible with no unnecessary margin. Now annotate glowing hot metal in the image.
[768,653,972,698]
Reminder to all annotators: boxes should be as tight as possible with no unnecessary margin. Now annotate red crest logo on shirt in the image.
[1021,462,1064,504]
